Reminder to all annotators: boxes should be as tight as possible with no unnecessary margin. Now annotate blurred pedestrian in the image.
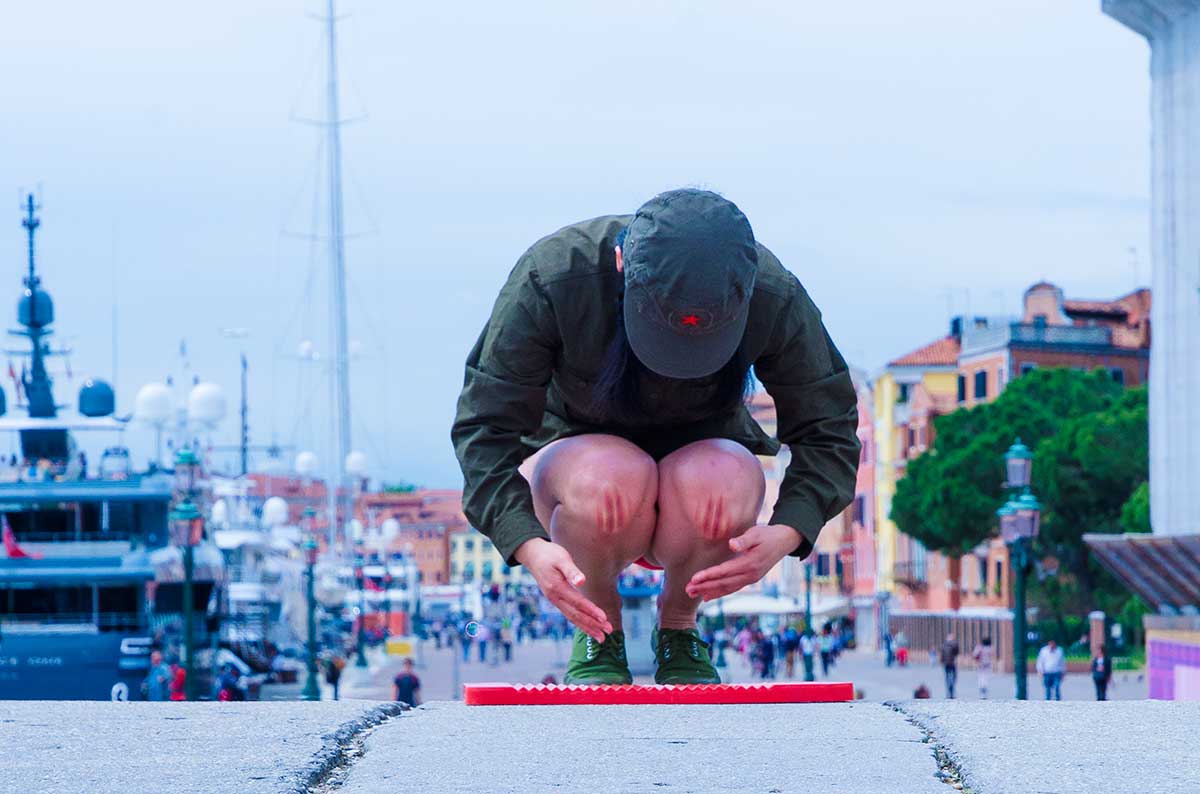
[1036,639,1065,701]
[800,629,816,682]
[972,636,994,699]
[168,658,187,701]
[940,633,960,699]
[783,624,799,678]
[819,626,834,677]
[501,621,514,662]
[143,650,172,702]
[393,657,421,707]
[324,654,344,701]
[477,622,491,663]
[1091,643,1113,701]
[883,631,894,668]
[217,665,245,702]
[756,631,776,679]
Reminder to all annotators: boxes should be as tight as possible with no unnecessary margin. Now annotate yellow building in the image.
[449,529,533,587]
[872,335,960,594]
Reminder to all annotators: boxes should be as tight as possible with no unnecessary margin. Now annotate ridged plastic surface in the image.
[463,681,854,706]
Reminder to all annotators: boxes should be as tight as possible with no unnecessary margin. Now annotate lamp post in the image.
[353,553,368,668]
[804,559,813,633]
[301,535,322,701]
[169,499,203,701]
[381,567,393,642]
[1000,438,1041,701]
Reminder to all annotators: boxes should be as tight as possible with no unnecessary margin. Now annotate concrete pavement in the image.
[4,699,1196,793]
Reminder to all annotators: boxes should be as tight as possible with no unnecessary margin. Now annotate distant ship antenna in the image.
[17,194,56,418]
[322,0,353,553]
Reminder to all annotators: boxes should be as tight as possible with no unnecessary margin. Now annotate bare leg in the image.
[521,434,658,631]
[650,439,765,631]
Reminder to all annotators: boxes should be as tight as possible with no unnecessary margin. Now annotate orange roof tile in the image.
[1063,299,1127,316]
[887,336,961,367]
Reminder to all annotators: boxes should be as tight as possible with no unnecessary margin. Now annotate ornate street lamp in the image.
[301,533,321,701]
[174,447,202,498]
[169,499,203,701]
[999,438,1042,701]
[381,567,393,642]
[1004,438,1033,489]
[353,554,368,668]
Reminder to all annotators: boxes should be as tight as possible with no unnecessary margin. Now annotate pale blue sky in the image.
[0,1,1151,487]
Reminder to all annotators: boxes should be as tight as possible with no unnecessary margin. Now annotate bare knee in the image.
[658,439,765,541]
[534,436,658,536]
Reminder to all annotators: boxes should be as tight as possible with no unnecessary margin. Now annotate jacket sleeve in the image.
[754,282,861,559]
[451,260,558,566]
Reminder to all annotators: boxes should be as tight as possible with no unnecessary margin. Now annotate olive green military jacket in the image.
[451,215,860,566]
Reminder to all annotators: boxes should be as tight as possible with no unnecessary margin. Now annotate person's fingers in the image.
[554,556,586,588]
[689,555,752,587]
[559,603,607,641]
[729,525,764,553]
[689,575,750,601]
[558,586,612,633]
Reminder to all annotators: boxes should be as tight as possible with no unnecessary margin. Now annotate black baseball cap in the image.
[621,189,759,379]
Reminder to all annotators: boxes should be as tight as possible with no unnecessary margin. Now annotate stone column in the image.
[1104,1,1200,536]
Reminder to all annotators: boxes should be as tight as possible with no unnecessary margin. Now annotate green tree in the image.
[1120,481,1151,535]
[891,369,1147,619]
[891,368,1124,554]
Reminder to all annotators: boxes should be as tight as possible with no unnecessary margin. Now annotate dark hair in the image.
[589,291,753,425]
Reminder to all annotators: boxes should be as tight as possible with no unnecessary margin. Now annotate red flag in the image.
[3,519,42,559]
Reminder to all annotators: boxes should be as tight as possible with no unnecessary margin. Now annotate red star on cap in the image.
[680,314,700,327]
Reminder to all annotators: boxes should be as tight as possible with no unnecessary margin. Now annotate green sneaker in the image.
[654,628,721,685]
[564,630,632,685]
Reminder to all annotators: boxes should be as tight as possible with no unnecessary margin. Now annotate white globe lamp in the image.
[262,496,289,528]
[345,450,368,479]
[187,382,227,427]
[295,451,319,478]
[133,382,172,426]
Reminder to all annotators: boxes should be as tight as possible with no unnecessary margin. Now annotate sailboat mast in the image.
[324,0,352,552]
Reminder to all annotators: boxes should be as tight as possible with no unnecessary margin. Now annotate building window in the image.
[1020,363,1037,376]
[464,538,475,551]
[906,427,915,450]
[994,560,1003,593]
[977,555,988,595]
[974,370,987,399]
[482,561,494,579]
[1033,314,1047,328]
[815,552,832,578]
[1110,367,1125,385]
[957,374,966,404]
[917,426,926,449]
[897,383,910,404]
[852,495,865,525]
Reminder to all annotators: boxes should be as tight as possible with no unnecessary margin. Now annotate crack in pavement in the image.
[885,702,974,794]
[290,703,408,794]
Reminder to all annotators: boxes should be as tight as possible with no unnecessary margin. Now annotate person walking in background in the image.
[323,655,344,701]
[799,628,817,682]
[972,636,994,699]
[1091,643,1114,701]
[393,657,421,707]
[756,630,776,679]
[819,626,834,677]
[783,624,799,678]
[1036,639,1065,700]
[940,633,960,699]
[143,650,172,702]
[883,632,894,668]
[476,621,491,663]
[168,657,187,702]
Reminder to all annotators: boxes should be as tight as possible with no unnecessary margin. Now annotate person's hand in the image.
[515,538,612,641]
[686,524,804,601]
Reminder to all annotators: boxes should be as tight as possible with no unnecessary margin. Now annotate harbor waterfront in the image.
[4,0,1200,792]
